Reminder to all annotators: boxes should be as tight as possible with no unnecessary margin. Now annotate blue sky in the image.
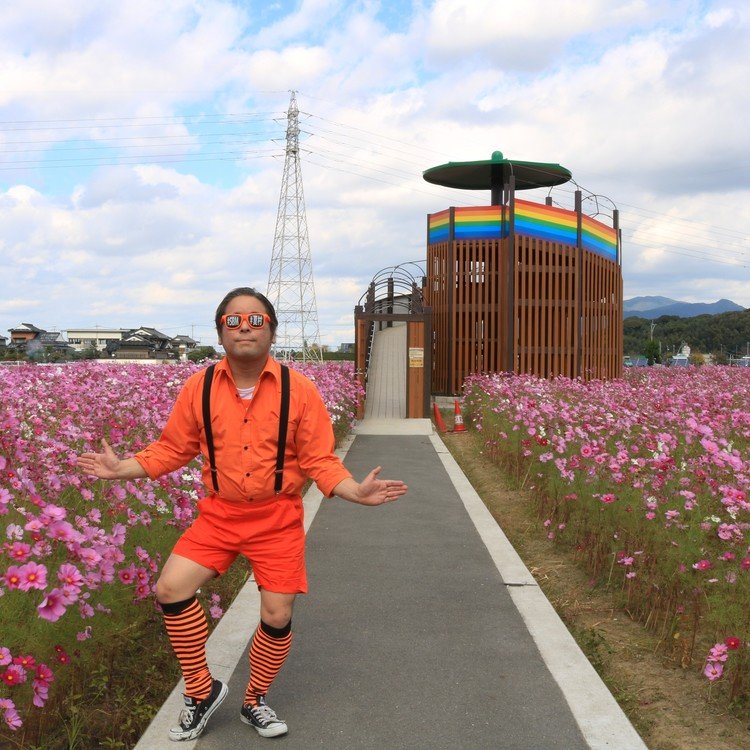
[1,0,749,349]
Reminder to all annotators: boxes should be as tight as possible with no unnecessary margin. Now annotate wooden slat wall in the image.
[514,237,580,378]
[426,219,621,393]
[447,239,507,394]
[425,243,451,394]
[579,249,623,379]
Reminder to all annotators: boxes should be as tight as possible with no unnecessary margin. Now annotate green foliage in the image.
[643,339,661,365]
[624,308,750,358]
[322,351,355,361]
[186,346,218,362]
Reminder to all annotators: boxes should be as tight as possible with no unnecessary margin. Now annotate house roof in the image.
[9,323,45,333]
[131,327,171,341]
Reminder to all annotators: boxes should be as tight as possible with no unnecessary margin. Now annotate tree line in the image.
[624,308,750,363]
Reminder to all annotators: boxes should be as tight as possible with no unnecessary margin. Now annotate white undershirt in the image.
[237,386,255,400]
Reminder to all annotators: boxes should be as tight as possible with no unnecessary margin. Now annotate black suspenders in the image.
[201,363,219,492]
[274,364,290,493]
[201,363,290,495]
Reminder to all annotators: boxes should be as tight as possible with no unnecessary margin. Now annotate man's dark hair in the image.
[215,287,278,336]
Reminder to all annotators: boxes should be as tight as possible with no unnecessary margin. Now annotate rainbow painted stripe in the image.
[514,199,577,247]
[453,206,503,239]
[581,214,618,260]
[427,200,618,261]
[428,209,451,243]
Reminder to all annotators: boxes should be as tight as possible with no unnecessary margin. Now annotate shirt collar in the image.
[215,355,281,386]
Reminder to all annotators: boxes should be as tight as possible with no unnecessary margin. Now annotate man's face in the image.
[218,295,275,363]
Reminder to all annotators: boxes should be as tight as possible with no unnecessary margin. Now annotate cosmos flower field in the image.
[462,365,750,702]
[0,359,362,733]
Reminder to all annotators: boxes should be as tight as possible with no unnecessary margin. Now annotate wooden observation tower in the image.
[423,151,623,394]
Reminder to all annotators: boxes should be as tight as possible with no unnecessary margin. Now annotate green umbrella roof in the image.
[423,150,571,192]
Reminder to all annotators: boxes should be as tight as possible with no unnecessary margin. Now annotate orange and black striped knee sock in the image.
[244,620,293,706]
[160,596,212,701]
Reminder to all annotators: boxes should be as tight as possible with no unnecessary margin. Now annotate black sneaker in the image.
[240,695,288,738]
[169,679,228,741]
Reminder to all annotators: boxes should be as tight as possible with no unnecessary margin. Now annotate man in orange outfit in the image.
[77,287,407,741]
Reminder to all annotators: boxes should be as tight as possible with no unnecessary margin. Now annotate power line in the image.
[0,102,748,269]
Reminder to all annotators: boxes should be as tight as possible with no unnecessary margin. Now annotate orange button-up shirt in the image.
[134,356,352,502]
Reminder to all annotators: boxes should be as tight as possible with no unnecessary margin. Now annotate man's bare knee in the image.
[155,577,195,604]
[260,592,295,628]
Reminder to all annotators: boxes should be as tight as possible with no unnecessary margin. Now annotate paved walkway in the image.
[363,326,406,419]
[135,420,646,750]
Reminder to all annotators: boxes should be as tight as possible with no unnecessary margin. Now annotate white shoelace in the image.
[179,703,196,726]
[252,703,279,723]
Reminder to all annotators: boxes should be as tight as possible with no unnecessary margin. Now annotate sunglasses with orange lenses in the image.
[221,312,271,329]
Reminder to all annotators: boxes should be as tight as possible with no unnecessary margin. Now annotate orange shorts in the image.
[173,493,307,594]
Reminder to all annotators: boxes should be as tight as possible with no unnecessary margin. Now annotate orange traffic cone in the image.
[433,402,449,433]
[452,400,467,433]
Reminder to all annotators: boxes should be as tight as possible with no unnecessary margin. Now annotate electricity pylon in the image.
[266,91,322,362]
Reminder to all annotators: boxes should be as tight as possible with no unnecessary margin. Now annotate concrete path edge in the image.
[429,432,647,750]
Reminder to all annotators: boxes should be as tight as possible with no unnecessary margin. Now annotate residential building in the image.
[109,327,179,360]
[8,323,44,345]
[65,327,130,352]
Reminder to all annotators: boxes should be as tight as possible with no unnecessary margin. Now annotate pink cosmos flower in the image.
[35,663,54,684]
[0,699,22,731]
[56,651,70,665]
[17,561,48,591]
[40,504,67,522]
[1,665,26,686]
[700,438,719,454]
[60,585,80,605]
[32,681,49,708]
[704,662,724,681]
[77,547,102,567]
[47,520,78,543]
[725,636,742,650]
[37,589,67,622]
[600,493,616,504]
[6,542,31,562]
[134,583,151,600]
[57,563,84,588]
[708,643,729,662]
[12,654,35,670]
[118,564,136,585]
[209,605,224,620]
[0,647,11,666]
[692,559,713,571]
[2,565,23,589]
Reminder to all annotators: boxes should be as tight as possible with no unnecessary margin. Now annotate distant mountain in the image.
[623,296,677,313]
[623,297,745,319]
